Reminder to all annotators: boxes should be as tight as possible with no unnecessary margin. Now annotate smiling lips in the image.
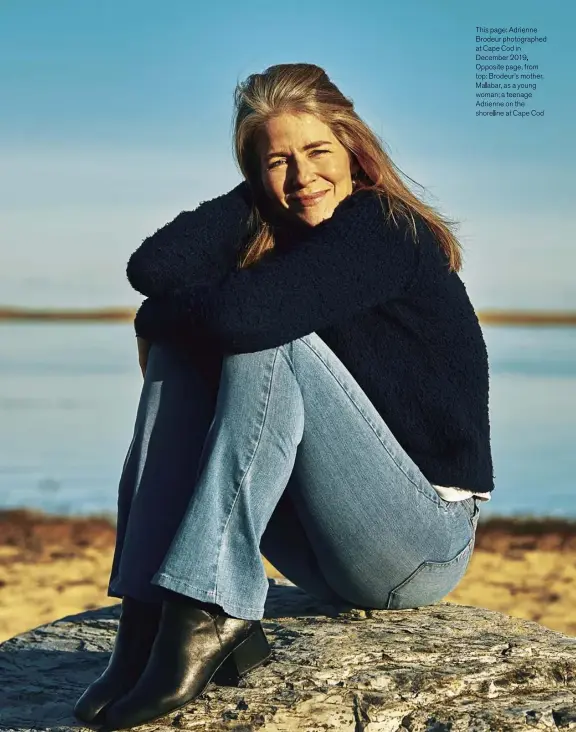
[291,190,329,206]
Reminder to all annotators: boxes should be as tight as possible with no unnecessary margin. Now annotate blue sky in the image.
[1,0,574,310]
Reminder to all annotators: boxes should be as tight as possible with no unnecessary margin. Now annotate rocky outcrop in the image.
[1,577,575,731]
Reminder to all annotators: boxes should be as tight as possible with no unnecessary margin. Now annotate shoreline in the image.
[0,508,576,642]
[3,507,576,551]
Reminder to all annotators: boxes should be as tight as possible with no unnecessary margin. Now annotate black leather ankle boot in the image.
[73,596,162,724]
[102,594,272,729]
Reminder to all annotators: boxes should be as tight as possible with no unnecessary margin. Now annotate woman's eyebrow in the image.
[265,140,333,160]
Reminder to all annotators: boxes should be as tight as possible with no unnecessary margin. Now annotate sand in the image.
[0,509,575,643]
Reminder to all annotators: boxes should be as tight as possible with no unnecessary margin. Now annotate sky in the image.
[1,0,574,310]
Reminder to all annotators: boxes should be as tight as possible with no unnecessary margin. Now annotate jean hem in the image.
[152,572,265,621]
[107,577,168,604]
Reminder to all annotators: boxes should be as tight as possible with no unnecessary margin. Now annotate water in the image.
[0,323,574,519]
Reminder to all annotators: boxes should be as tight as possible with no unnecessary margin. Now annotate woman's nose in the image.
[291,159,316,187]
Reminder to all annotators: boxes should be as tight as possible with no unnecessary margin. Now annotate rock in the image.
[1,578,575,731]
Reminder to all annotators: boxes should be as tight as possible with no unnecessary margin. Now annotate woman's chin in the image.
[287,203,336,228]
[270,195,346,230]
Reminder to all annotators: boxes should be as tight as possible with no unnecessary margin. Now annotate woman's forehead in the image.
[255,114,336,154]
[262,112,331,138]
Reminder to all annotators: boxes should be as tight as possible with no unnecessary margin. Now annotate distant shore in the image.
[1,306,576,326]
[0,307,138,322]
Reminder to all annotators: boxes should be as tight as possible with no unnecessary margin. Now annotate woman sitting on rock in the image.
[74,62,494,729]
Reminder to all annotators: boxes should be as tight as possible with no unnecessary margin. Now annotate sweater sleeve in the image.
[133,190,424,354]
[126,180,253,297]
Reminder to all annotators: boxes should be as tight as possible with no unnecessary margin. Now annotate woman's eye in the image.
[268,149,329,170]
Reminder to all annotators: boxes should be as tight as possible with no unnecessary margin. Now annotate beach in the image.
[0,509,574,643]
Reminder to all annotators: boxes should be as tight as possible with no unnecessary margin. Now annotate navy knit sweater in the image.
[127,182,494,494]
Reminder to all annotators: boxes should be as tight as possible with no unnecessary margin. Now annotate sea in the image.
[0,323,574,520]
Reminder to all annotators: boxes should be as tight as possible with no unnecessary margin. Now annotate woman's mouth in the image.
[292,190,329,207]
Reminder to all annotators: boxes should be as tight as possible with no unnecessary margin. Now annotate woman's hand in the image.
[137,336,151,378]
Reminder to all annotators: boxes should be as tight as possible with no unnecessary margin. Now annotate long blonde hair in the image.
[232,63,463,272]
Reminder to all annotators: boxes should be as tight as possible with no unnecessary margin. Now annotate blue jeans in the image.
[108,333,480,620]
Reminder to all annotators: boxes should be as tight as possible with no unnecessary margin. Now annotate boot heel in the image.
[232,623,271,676]
[215,624,271,685]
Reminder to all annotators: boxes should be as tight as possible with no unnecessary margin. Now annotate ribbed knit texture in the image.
[128,183,495,494]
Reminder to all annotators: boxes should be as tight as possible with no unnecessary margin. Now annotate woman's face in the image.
[255,112,358,228]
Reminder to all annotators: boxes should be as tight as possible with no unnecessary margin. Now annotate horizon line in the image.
[0,306,575,326]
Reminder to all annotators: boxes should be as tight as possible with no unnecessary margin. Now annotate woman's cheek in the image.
[261,176,279,202]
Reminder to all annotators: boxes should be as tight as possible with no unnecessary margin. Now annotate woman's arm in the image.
[126,180,253,298]
[133,190,426,354]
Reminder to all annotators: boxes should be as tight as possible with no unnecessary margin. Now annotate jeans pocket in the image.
[385,535,475,610]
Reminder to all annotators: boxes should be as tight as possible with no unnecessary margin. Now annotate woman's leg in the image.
[108,340,351,611]
[77,346,225,725]
[151,333,479,620]
[108,343,219,603]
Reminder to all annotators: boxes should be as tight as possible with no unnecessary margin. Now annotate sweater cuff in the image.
[133,287,212,341]
[133,297,177,341]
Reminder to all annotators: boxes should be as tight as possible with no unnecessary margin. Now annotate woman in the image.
[74,63,494,728]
